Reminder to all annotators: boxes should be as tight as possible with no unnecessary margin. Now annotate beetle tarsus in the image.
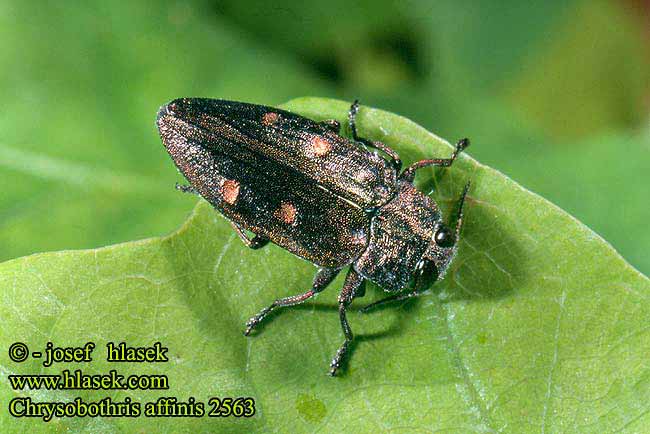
[348,99,361,137]
[244,268,339,336]
[329,339,350,377]
[175,183,198,195]
[244,307,272,335]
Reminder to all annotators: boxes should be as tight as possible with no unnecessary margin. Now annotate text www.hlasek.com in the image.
[9,369,168,390]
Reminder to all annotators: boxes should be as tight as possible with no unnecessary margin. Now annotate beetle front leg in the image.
[359,289,427,313]
[329,268,365,376]
[399,138,470,183]
[244,267,339,335]
[348,100,402,172]
[230,222,269,250]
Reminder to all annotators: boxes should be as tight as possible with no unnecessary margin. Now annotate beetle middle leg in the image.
[244,267,339,336]
[230,222,269,250]
[330,268,365,376]
[348,100,402,172]
[399,138,470,183]
[318,119,341,133]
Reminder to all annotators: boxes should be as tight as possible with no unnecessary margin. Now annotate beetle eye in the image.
[416,259,439,290]
[434,225,455,248]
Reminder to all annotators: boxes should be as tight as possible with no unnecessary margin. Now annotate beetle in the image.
[156,98,470,376]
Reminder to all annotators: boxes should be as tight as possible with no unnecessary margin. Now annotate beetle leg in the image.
[244,267,339,336]
[230,222,269,250]
[454,181,471,240]
[399,138,470,183]
[318,119,341,133]
[348,99,402,172]
[355,279,366,298]
[329,268,365,376]
[175,182,199,195]
[358,289,428,313]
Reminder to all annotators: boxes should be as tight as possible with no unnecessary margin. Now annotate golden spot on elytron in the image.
[310,136,331,156]
[262,112,279,126]
[275,202,297,225]
[221,179,240,205]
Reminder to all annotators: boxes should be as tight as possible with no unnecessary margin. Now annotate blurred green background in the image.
[1,0,648,274]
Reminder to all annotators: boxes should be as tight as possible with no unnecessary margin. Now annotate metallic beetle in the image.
[157,98,470,376]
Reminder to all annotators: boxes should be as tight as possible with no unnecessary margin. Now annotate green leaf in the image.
[489,132,650,277]
[1,98,648,433]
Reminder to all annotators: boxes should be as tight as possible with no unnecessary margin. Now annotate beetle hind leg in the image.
[329,269,365,376]
[244,267,339,336]
[348,100,402,172]
[230,222,269,250]
[175,183,199,195]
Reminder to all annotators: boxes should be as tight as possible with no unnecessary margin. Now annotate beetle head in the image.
[415,181,470,290]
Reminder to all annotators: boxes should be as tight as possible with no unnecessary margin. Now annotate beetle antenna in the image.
[454,181,471,240]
